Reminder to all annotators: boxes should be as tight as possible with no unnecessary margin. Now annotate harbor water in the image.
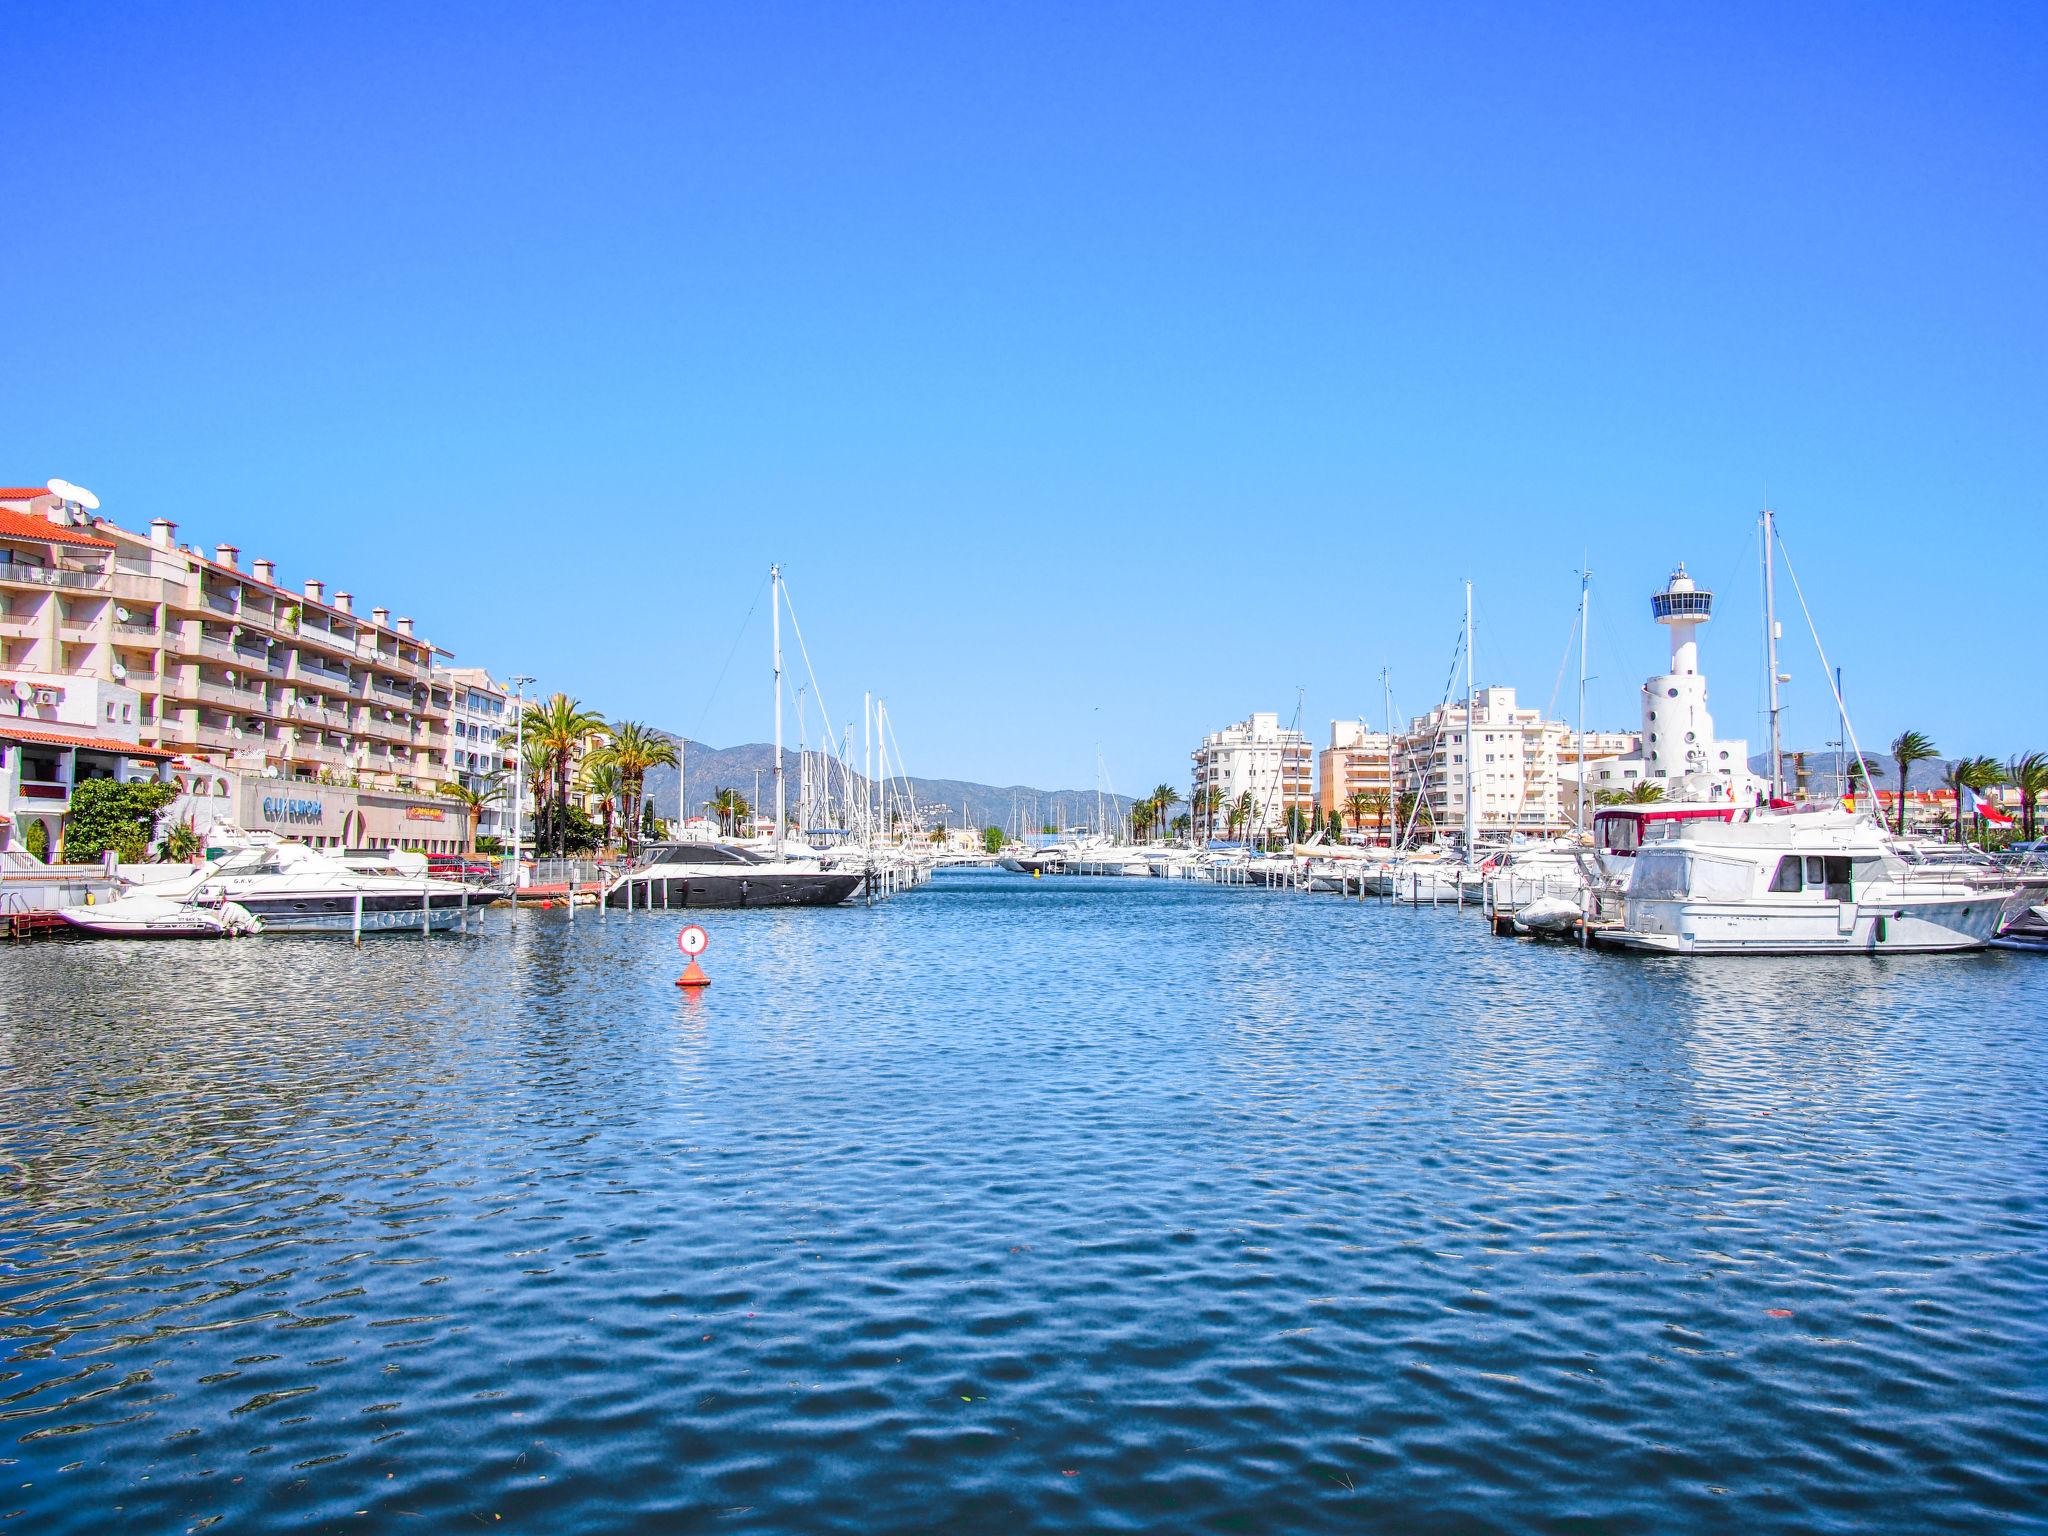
[3,871,2044,1533]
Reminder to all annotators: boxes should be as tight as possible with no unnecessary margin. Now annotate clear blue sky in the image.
[7,3,2042,789]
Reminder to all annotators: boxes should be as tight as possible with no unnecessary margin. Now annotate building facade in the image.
[1393,685,1597,840]
[1315,720,1394,840]
[438,665,521,842]
[0,483,493,852]
[1191,712,1313,840]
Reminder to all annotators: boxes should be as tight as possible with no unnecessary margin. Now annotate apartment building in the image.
[0,485,480,852]
[1555,729,1645,822]
[439,665,523,842]
[1393,685,1589,840]
[1191,712,1313,840]
[1314,719,1394,839]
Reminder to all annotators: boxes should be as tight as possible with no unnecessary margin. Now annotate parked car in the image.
[426,853,498,882]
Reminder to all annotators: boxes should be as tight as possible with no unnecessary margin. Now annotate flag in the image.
[1963,785,2014,826]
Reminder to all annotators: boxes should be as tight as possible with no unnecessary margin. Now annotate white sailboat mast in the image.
[1577,566,1590,833]
[771,564,785,842]
[1463,579,1477,857]
[1761,507,1784,800]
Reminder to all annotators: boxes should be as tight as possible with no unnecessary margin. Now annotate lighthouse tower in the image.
[1641,565,1749,792]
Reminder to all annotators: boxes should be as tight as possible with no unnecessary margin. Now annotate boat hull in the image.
[232,891,476,934]
[1605,894,2002,954]
[604,872,865,910]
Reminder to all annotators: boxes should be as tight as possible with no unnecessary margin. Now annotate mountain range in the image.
[1748,750,1983,791]
[642,737,1136,832]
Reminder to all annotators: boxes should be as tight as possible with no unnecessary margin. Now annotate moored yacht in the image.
[604,841,865,909]
[1603,807,2010,954]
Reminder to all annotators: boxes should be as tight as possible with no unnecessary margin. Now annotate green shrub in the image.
[62,778,177,863]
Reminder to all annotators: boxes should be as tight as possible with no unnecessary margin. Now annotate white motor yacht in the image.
[1604,807,2010,954]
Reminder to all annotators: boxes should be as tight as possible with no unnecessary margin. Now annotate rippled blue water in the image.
[3,872,2045,1533]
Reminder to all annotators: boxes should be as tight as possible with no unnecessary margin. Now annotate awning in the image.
[0,721,179,760]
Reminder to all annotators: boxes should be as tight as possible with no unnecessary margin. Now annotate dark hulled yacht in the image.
[603,841,865,910]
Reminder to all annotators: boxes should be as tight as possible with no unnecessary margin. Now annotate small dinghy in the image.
[58,892,262,939]
[1990,903,2048,953]
[1512,895,1584,936]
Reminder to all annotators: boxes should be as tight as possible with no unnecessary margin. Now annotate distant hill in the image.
[1749,750,1965,791]
[641,736,1136,832]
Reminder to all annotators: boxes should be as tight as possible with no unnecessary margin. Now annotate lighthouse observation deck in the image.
[1651,585,1713,621]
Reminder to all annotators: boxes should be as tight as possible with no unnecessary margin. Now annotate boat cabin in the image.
[639,841,772,867]
[1594,805,1740,856]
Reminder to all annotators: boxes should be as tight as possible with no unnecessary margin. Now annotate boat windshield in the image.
[641,843,770,868]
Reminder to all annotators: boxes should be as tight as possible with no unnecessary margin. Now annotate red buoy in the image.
[676,924,711,987]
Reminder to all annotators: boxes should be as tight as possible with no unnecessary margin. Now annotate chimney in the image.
[334,591,353,614]
[371,606,390,628]
[215,544,240,569]
[303,579,325,604]
[252,558,276,585]
[395,617,415,637]
[150,519,177,549]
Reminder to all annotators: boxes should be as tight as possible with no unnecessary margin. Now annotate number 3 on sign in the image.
[677,924,709,957]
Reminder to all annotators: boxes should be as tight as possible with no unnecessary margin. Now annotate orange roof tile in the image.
[0,508,115,549]
[0,721,176,758]
[0,488,54,500]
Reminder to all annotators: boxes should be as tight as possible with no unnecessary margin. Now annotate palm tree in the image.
[1945,755,2004,843]
[521,694,608,855]
[1622,780,1666,805]
[1342,790,1372,843]
[596,721,679,856]
[2007,751,2048,842]
[581,761,623,849]
[1890,730,1939,836]
[1364,789,1390,842]
[1196,784,1222,841]
[1225,789,1255,841]
[1147,784,1178,844]
[711,786,750,837]
[438,770,507,856]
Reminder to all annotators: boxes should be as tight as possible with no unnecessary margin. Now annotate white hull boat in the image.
[58,893,261,939]
[1604,808,2011,955]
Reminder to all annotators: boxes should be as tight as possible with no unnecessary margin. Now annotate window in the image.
[1770,856,1802,893]
[1808,855,1852,900]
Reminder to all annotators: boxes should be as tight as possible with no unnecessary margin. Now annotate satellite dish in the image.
[45,478,100,511]
[10,681,29,702]
[224,669,237,684]
[111,661,128,681]
[115,606,130,622]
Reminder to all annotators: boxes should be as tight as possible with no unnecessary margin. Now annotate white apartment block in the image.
[1395,686,1587,840]
[1191,712,1313,840]
[439,665,521,841]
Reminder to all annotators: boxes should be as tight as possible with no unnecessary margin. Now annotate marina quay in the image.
[9,10,2046,1533]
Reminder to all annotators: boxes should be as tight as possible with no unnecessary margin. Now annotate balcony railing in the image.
[0,565,110,591]
[18,781,68,800]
